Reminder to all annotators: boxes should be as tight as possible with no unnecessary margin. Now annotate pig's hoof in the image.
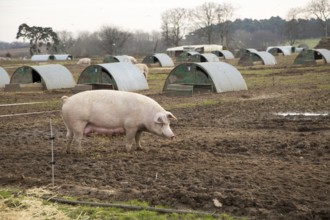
[125,146,132,152]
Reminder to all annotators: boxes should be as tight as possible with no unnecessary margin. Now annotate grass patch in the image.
[58,200,238,220]
[244,66,330,90]
[0,189,13,199]
[0,188,70,220]
[0,188,244,220]
[240,67,284,75]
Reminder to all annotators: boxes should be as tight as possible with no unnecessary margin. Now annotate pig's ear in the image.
[154,112,166,124]
[166,112,177,121]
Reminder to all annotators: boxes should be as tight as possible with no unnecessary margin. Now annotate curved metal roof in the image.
[0,67,10,88]
[196,62,247,92]
[11,64,76,90]
[153,53,174,67]
[163,62,247,93]
[31,54,55,61]
[191,53,220,62]
[212,50,235,59]
[166,44,223,52]
[142,53,174,67]
[187,51,199,56]
[113,55,132,62]
[247,48,258,53]
[79,63,148,91]
[176,51,200,62]
[235,48,258,58]
[256,51,277,65]
[239,51,276,65]
[313,49,330,63]
[54,54,73,60]
[31,54,72,61]
[294,48,330,64]
[266,46,292,56]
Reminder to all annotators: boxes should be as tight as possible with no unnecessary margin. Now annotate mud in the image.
[0,66,329,219]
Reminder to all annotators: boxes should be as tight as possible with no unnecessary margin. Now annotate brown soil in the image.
[0,64,329,219]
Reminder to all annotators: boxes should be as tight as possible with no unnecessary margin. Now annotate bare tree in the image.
[190,2,234,45]
[123,30,162,55]
[215,2,235,48]
[161,8,190,47]
[72,31,101,57]
[250,30,280,49]
[150,31,165,53]
[57,31,75,53]
[285,7,306,45]
[99,25,132,55]
[306,0,330,37]
[232,30,252,48]
[191,2,219,44]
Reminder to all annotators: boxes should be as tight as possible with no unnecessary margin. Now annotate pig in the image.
[127,55,138,64]
[76,58,91,65]
[135,63,149,79]
[61,90,177,153]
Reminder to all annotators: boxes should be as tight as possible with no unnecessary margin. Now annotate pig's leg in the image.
[125,128,138,152]
[63,119,74,154]
[65,129,74,154]
[70,121,87,153]
[73,131,84,153]
[135,131,143,150]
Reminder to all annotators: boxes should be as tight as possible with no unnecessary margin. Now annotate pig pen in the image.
[0,64,329,219]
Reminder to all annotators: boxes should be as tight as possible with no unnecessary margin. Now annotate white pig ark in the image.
[61,90,177,153]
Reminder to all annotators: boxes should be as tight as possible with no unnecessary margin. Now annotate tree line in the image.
[161,0,329,50]
[1,0,329,57]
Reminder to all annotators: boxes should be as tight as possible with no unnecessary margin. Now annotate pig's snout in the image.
[163,129,175,139]
[167,133,175,139]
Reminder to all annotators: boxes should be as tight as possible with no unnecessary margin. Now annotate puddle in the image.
[274,112,329,117]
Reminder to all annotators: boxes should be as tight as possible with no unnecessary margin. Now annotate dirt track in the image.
[0,63,330,219]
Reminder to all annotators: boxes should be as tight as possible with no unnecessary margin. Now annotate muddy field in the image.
[0,60,330,219]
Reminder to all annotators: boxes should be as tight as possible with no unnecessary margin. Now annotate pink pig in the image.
[61,90,177,153]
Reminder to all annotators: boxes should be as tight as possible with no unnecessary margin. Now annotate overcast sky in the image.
[0,0,311,43]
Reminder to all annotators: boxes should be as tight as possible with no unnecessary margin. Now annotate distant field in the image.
[0,38,323,59]
[294,38,321,48]
[0,47,29,58]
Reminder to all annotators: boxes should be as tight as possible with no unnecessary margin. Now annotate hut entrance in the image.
[77,65,117,90]
[32,71,41,83]
[314,51,325,63]
[294,50,319,65]
[103,55,119,63]
[142,55,160,67]
[268,48,281,56]
[75,63,149,92]
[163,63,214,96]
[238,52,262,66]
[142,53,174,67]
[6,64,76,92]
[10,66,42,84]
[6,66,44,91]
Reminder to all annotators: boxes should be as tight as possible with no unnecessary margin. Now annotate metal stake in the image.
[50,119,55,187]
